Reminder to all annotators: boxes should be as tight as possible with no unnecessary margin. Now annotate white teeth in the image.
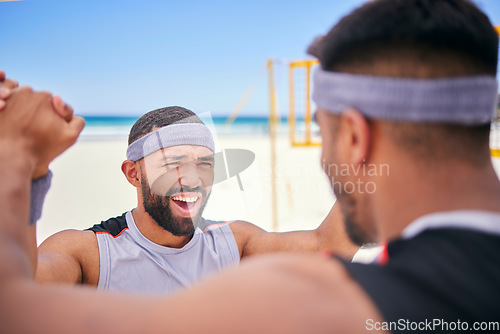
[171,196,198,203]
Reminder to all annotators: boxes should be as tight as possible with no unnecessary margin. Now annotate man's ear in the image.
[121,160,141,188]
[339,108,371,166]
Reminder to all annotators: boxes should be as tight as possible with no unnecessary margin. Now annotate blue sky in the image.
[2,0,500,117]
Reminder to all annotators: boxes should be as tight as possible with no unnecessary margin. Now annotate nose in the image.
[176,163,202,190]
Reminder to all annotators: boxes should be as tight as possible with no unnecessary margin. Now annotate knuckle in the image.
[18,85,34,94]
[38,91,53,100]
[64,106,74,116]
[7,79,19,88]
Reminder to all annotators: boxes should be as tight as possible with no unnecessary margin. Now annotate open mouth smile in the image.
[169,193,203,218]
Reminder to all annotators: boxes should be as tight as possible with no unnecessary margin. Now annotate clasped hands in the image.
[0,70,85,179]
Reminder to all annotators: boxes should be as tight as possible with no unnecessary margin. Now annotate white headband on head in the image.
[312,67,498,124]
[127,123,215,161]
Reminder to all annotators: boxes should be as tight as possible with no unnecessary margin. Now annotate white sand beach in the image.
[36,130,500,263]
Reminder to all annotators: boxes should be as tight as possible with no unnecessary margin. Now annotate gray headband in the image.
[312,67,498,124]
[127,123,215,161]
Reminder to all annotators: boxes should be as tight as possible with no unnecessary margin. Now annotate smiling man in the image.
[34,106,357,293]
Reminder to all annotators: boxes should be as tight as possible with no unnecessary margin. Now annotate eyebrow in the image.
[162,155,188,161]
[198,155,214,162]
[161,154,214,162]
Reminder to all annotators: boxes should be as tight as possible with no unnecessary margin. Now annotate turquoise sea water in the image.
[80,115,318,140]
[81,116,500,150]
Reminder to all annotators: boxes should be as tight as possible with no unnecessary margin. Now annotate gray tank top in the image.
[89,211,240,294]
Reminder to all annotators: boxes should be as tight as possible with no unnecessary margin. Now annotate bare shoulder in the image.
[37,230,99,285]
[38,229,98,255]
[227,220,265,257]
[228,220,264,235]
[179,253,385,333]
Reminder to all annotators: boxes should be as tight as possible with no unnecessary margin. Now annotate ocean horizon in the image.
[80,115,319,140]
[79,116,500,152]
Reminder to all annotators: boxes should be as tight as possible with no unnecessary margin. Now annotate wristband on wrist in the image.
[30,171,52,226]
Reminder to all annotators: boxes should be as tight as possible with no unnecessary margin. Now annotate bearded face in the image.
[141,173,210,236]
[333,187,374,246]
[140,145,214,236]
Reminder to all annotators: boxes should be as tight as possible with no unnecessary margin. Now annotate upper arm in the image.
[229,221,320,258]
[230,203,360,259]
[36,229,99,285]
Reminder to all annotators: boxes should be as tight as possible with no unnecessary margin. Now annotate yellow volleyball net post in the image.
[268,59,280,232]
[288,59,321,147]
[492,118,500,158]
[267,58,321,231]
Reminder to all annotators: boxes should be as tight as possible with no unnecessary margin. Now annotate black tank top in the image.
[339,229,500,333]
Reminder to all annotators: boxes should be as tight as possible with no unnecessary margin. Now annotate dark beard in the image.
[140,174,208,237]
[334,187,374,246]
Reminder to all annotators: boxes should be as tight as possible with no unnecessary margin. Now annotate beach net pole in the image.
[288,59,321,147]
[268,59,279,232]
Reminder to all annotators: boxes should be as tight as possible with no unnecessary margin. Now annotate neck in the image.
[131,207,194,249]
[371,157,500,242]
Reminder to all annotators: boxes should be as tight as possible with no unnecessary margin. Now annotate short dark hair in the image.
[316,0,498,76]
[313,0,497,165]
[128,106,204,145]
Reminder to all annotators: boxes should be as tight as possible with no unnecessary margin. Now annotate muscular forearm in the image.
[0,145,36,281]
[0,80,84,284]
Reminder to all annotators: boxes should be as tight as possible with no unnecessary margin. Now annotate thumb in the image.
[52,95,73,121]
[64,115,86,145]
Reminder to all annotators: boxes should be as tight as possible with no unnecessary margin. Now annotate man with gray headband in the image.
[304,0,500,329]
[33,106,357,294]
